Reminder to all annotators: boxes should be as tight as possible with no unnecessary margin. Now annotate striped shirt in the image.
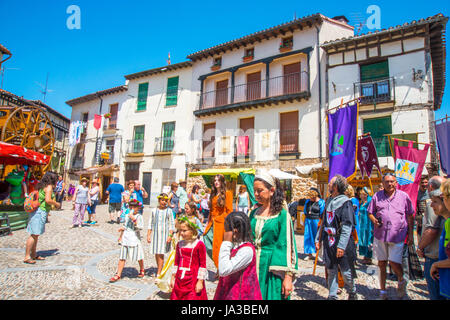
[148,207,176,254]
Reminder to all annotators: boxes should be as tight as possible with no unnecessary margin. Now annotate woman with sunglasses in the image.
[147,193,176,280]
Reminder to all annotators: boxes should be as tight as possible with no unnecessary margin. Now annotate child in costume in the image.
[184,201,204,237]
[214,211,262,300]
[170,216,208,300]
[147,193,176,279]
[109,199,145,282]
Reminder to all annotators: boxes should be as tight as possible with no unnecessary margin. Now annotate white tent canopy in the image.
[295,163,323,175]
[268,168,301,180]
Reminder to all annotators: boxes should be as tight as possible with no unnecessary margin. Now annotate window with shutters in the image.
[166,76,179,107]
[108,104,118,129]
[132,125,145,153]
[202,123,216,159]
[359,60,391,104]
[279,111,299,154]
[161,122,175,152]
[125,163,140,182]
[162,169,176,189]
[137,83,148,111]
[363,116,392,157]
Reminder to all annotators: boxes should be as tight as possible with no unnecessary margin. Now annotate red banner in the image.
[94,114,102,130]
[357,135,381,178]
[394,139,429,212]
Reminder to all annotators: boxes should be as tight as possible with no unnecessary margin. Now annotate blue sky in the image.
[0,0,448,120]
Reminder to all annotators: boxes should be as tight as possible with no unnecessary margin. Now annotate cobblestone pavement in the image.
[0,202,430,300]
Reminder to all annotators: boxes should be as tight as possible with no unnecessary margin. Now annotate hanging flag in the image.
[328,102,359,182]
[357,134,382,178]
[236,136,249,156]
[93,114,102,130]
[435,119,450,175]
[394,139,430,212]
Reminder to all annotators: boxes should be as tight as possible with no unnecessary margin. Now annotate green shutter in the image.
[360,61,389,82]
[388,133,419,155]
[133,126,145,153]
[137,83,148,111]
[166,76,179,106]
[363,116,392,157]
[162,122,175,151]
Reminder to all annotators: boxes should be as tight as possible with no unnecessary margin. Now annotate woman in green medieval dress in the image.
[249,171,299,300]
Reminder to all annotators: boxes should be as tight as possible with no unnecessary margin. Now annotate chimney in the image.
[332,16,349,24]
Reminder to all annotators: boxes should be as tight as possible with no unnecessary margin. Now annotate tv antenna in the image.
[35,73,54,102]
[0,66,20,90]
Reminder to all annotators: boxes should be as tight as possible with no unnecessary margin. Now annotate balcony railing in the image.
[126,139,144,154]
[199,72,309,110]
[354,77,395,105]
[279,129,299,154]
[155,137,175,153]
[103,118,117,130]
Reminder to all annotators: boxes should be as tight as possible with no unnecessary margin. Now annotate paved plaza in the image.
[0,202,430,300]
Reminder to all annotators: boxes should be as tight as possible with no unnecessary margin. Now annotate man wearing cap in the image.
[367,173,414,300]
[176,179,188,215]
[417,176,446,299]
[106,177,124,224]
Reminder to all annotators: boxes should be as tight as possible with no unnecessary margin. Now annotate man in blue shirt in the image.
[132,180,148,214]
[106,177,124,224]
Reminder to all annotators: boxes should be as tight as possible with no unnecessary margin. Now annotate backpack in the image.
[24,191,40,213]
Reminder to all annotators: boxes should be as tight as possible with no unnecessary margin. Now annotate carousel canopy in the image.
[0,141,50,166]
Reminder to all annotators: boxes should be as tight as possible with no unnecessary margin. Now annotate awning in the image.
[189,168,255,179]
[268,168,301,180]
[0,142,50,166]
[295,163,323,175]
[74,164,118,176]
[189,168,256,205]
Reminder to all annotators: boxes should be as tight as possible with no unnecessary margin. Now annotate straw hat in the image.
[80,177,89,183]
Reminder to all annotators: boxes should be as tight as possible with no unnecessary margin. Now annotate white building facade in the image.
[322,14,448,178]
[121,62,196,206]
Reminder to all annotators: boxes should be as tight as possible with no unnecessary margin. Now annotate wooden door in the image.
[283,62,301,94]
[246,72,261,101]
[202,123,216,159]
[280,111,299,154]
[102,176,111,203]
[215,80,228,107]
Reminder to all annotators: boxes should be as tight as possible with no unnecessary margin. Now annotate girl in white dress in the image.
[109,199,145,282]
[147,193,176,279]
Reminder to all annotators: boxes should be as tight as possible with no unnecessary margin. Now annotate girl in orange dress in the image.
[203,174,233,269]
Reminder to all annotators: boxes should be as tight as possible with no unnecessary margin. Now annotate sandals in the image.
[109,274,121,283]
[138,269,145,278]
[23,259,36,264]
[33,256,45,261]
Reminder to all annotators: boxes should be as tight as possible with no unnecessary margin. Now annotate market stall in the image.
[0,141,50,232]
[188,168,257,206]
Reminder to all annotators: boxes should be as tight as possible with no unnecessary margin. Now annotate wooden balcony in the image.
[195,72,310,117]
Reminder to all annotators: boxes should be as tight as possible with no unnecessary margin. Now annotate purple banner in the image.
[436,120,450,175]
[328,103,358,182]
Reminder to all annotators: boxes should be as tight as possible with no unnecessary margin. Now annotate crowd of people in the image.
[22,170,450,300]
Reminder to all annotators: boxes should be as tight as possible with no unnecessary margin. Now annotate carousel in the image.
[0,105,54,234]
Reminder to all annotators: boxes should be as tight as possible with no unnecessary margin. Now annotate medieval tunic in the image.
[249,207,299,300]
[148,207,176,254]
[170,239,208,300]
[203,190,233,267]
[318,198,357,271]
[214,242,262,300]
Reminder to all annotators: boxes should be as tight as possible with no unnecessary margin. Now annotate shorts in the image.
[89,199,98,214]
[373,238,404,264]
[119,244,144,262]
[109,202,121,213]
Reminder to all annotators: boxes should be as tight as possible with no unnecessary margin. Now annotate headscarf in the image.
[255,170,277,188]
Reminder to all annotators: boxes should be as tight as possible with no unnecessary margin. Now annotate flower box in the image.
[243,55,254,62]
[103,113,111,119]
[279,45,292,53]
[211,64,221,71]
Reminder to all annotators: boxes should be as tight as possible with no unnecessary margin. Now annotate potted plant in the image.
[103,113,111,119]
[279,39,293,52]
[243,52,254,62]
